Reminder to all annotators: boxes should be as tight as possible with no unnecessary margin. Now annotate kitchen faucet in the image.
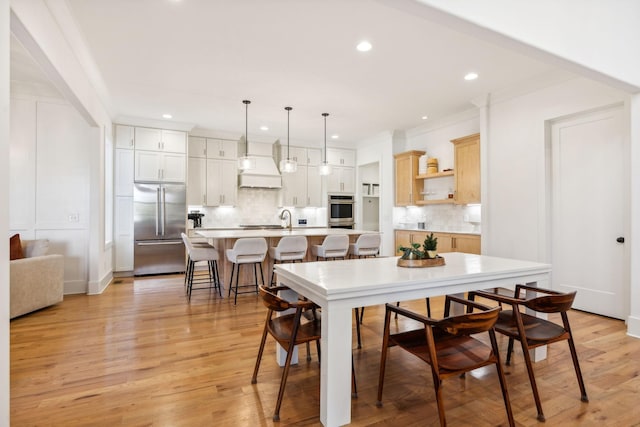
[280,209,292,230]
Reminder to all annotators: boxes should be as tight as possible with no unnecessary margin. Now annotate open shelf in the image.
[416,170,454,180]
[415,198,455,205]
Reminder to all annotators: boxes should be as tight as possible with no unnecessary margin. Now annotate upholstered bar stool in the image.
[349,233,381,258]
[311,234,349,261]
[181,233,221,300]
[268,236,308,286]
[226,237,268,304]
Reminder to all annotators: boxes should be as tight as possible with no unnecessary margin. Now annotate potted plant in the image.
[398,242,425,260]
[423,233,438,259]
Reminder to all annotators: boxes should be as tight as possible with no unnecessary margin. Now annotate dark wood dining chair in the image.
[251,285,357,422]
[469,285,588,422]
[376,295,514,427]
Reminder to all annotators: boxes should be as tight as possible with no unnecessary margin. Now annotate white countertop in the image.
[195,228,377,239]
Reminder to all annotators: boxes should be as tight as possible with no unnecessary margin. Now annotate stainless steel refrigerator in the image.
[134,183,186,275]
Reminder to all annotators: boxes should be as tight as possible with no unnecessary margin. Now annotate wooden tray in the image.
[397,256,445,268]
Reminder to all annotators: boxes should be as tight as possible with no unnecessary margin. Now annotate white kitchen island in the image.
[275,252,551,427]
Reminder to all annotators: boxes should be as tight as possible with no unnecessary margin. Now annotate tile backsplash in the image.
[393,204,481,233]
[189,188,326,228]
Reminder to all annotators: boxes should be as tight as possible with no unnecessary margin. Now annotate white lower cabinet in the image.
[135,150,186,182]
[114,196,134,271]
[326,166,355,194]
[206,159,237,206]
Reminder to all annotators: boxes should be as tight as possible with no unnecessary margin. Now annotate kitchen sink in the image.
[239,224,285,229]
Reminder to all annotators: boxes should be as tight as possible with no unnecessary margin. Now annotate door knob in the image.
[616,237,625,243]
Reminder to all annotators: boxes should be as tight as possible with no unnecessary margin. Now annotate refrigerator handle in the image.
[156,187,161,236]
[161,187,166,236]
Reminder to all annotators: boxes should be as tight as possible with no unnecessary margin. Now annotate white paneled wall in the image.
[9,96,93,294]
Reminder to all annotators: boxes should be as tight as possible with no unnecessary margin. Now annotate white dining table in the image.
[274,252,552,427]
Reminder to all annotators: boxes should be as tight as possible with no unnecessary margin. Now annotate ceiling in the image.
[15,0,564,146]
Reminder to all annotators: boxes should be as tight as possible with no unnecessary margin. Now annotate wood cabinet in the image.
[452,133,480,204]
[394,150,424,206]
[395,230,480,255]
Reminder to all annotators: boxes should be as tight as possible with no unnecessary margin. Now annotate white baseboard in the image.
[64,280,87,295]
[87,272,113,295]
[626,315,640,339]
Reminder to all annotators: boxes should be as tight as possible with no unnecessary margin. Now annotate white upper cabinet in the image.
[134,151,186,182]
[279,146,323,207]
[306,165,322,206]
[326,166,355,194]
[115,125,135,149]
[327,148,355,167]
[206,138,237,160]
[135,127,186,153]
[206,159,238,206]
[307,148,322,166]
[188,136,207,158]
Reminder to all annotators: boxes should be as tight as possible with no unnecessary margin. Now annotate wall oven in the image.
[328,194,355,228]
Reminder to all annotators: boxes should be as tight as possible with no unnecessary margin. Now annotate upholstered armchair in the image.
[10,239,64,319]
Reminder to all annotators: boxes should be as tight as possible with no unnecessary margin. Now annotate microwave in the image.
[328,194,354,226]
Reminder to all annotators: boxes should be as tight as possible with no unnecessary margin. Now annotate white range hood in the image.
[238,141,282,189]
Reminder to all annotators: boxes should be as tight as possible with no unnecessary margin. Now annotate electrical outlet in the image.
[68,213,79,222]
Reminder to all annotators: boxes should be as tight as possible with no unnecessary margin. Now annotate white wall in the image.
[11,0,114,295]
[10,95,94,294]
[1,0,10,423]
[484,77,627,261]
[356,132,395,256]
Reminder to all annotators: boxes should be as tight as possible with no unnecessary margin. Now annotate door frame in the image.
[543,102,630,319]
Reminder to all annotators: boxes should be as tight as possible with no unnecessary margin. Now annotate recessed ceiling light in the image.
[356,41,372,52]
[421,115,428,120]
[260,125,269,131]
[331,134,339,139]
[162,113,172,119]
[464,72,478,81]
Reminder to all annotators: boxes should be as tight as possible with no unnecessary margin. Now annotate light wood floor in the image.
[10,274,640,426]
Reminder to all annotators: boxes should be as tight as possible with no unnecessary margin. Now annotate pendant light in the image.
[238,100,255,171]
[319,113,332,176]
[279,106,297,173]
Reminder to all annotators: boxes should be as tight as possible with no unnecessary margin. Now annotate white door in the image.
[551,105,627,319]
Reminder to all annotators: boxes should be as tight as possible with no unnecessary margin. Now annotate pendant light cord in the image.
[322,113,329,162]
[285,106,292,160]
[243,100,250,154]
